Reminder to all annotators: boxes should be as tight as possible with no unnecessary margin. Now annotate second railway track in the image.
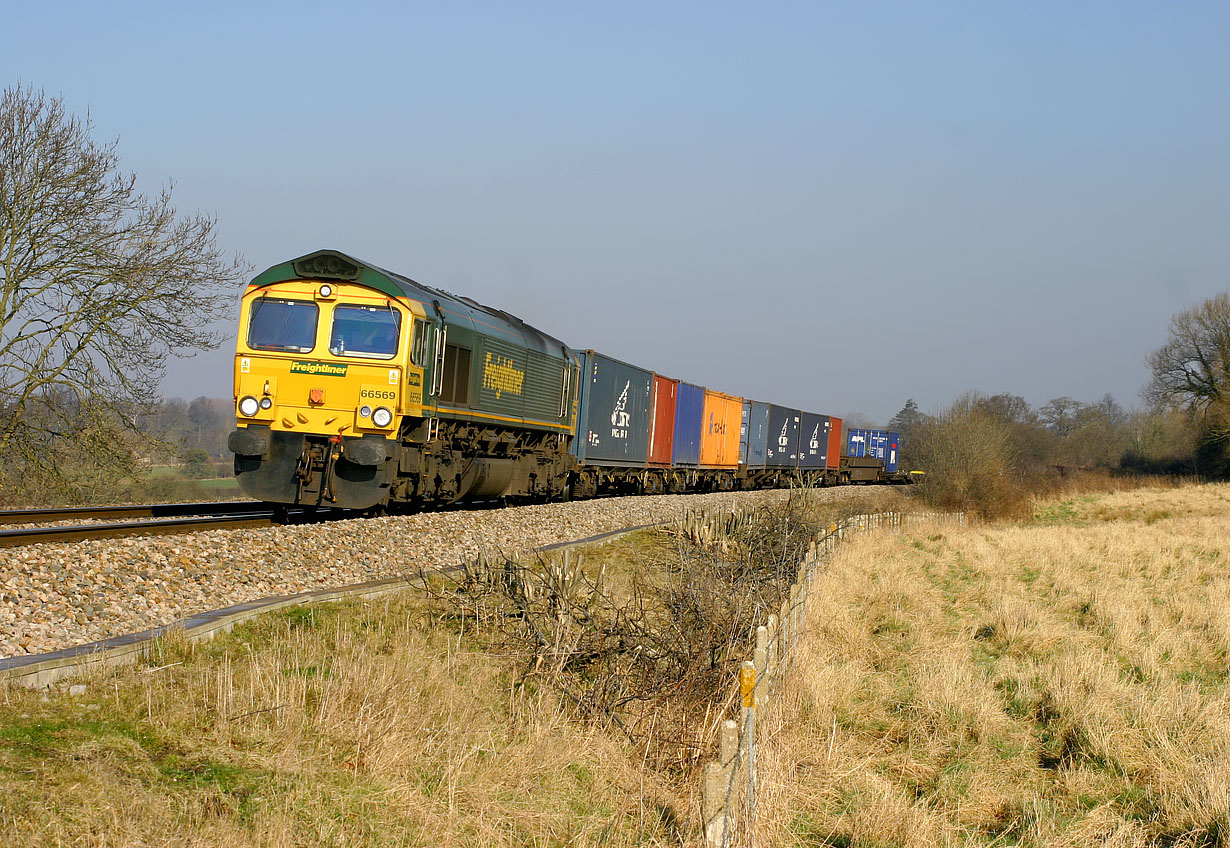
[0,501,266,525]
[0,502,338,547]
[0,494,661,548]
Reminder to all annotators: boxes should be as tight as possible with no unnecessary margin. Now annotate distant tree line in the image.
[895,289,1230,518]
[138,396,235,461]
[887,391,1199,519]
[889,392,1197,477]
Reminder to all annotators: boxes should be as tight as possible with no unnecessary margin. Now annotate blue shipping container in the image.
[740,400,771,468]
[845,429,901,474]
[765,405,800,468]
[571,350,653,466]
[672,382,704,466]
[846,428,871,458]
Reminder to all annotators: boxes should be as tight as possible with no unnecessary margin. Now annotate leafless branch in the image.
[0,83,250,502]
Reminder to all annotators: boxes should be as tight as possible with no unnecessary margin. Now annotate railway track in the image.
[0,495,618,548]
[0,501,337,547]
[0,501,269,525]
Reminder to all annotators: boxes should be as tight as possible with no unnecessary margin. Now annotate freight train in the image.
[227,250,905,511]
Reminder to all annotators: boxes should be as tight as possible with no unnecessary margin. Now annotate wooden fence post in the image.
[754,624,769,706]
[740,660,757,838]
[789,582,801,642]
[766,613,779,693]
[779,596,791,653]
[703,719,740,846]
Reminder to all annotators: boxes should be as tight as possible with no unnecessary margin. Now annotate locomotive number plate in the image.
[360,388,398,401]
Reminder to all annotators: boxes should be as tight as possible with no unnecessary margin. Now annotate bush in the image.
[180,448,212,478]
[432,496,821,773]
[909,393,1035,520]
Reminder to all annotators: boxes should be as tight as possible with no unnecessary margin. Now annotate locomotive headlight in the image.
[318,284,334,298]
[258,397,273,410]
[238,396,260,417]
[359,405,372,418]
[372,406,393,427]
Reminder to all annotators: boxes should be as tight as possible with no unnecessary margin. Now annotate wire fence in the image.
[696,509,966,847]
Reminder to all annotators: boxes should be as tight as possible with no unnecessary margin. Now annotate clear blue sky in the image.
[6,1,1230,423]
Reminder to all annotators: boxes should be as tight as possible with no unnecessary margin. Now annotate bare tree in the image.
[1145,293,1230,474]
[0,83,248,502]
[1146,293,1230,413]
[978,393,1037,426]
[1039,396,1082,436]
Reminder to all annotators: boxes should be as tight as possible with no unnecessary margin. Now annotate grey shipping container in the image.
[797,411,830,469]
[572,350,653,466]
[765,404,800,468]
[740,400,771,468]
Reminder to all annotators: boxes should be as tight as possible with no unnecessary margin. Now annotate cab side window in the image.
[411,319,429,366]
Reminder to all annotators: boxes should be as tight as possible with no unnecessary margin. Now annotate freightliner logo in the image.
[290,361,348,377]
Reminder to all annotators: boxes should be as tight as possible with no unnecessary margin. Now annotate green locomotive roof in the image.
[248,249,574,360]
[248,249,414,299]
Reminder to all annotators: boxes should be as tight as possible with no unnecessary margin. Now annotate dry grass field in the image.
[0,591,686,846]
[759,483,1230,847]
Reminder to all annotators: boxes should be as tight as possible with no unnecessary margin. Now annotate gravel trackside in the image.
[0,488,872,659]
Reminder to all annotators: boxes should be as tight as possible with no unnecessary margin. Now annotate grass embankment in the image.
[762,483,1230,846]
[0,589,682,846]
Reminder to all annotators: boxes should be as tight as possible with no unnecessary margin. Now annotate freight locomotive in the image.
[227,250,904,510]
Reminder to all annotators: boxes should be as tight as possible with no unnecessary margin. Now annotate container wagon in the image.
[843,428,904,483]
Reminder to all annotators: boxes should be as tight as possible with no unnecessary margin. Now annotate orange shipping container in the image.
[827,415,843,470]
[700,390,743,468]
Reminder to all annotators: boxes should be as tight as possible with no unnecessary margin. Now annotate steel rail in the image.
[0,511,282,547]
[0,492,664,548]
[0,501,263,526]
